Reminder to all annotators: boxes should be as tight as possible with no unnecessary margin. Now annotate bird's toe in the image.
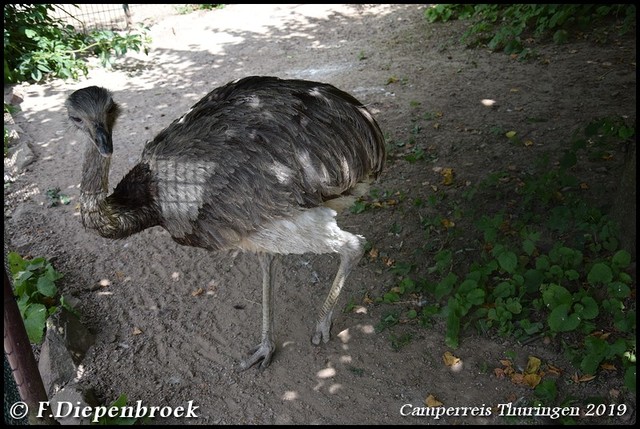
[238,340,276,371]
[311,320,331,345]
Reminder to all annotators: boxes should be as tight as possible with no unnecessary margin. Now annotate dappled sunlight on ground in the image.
[4,3,635,425]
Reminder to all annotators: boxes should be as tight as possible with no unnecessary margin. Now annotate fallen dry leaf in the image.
[500,359,513,368]
[441,218,455,229]
[510,373,525,385]
[442,168,454,185]
[526,356,542,374]
[425,394,444,407]
[523,373,542,388]
[368,247,379,259]
[600,363,617,371]
[573,373,596,383]
[547,364,563,376]
[494,368,506,378]
[578,374,596,383]
[363,294,374,305]
[382,257,395,267]
[580,182,589,190]
[443,351,461,367]
[524,139,534,147]
[132,327,143,336]
[191,287,205,297]
[592,331,611,340]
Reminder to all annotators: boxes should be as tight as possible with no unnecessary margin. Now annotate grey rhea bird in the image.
[66,75,386,370]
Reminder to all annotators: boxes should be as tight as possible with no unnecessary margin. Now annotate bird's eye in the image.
[70,116,82,123]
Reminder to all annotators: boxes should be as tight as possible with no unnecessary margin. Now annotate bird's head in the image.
[65,86,121,157]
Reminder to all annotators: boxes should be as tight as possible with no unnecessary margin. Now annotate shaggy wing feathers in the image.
[139,76,385,251]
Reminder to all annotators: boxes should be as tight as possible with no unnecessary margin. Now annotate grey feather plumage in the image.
[66,75,386,369]
[141,76,385,250]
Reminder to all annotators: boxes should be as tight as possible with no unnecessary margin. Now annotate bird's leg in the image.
[312,232,364,345]
[239,252,276,370]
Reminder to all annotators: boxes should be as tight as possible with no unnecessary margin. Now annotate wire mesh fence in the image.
[50,4,132,33]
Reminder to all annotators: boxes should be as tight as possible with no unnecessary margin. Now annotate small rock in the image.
[4,139,35,176]
[38,308,95,397]
[49,382,98,425]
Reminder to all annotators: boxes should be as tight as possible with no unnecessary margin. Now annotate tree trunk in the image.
[611,144,636,260]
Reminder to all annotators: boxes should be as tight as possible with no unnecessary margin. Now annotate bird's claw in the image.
[238,340,276,371]
[311,319,332,345]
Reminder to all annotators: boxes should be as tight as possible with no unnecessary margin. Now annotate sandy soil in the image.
[4,4,636,425]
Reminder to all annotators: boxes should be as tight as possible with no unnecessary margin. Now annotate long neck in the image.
[80,143,158,239]
[81,142,110,200]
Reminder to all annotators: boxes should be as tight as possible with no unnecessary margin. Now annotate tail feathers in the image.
[323,195,358,213]
[322,177,373,213]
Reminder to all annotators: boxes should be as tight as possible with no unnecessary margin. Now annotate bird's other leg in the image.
[312,231,365,345]
[239,252,276,370]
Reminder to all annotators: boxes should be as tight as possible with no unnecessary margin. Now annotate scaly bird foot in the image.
[311,318,332,346]
[238,340,276,371]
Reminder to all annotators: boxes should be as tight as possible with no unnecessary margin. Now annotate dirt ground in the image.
[4,4,636,425]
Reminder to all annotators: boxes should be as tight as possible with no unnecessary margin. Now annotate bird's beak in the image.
[95,123,113,157]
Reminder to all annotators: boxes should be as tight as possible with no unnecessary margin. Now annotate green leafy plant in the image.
[8,252,64,343]
[4,4,151,83]
[425,4,476,23]
[350,188,401,214]
[46,187,71,207]
[531,380,580,424]
[373,117,636,393]
[390,332,413,351]
[425,4,636,57]
[350,199,369,214]
[348,366,365,376]
[95,394,144,425]
[375,311,399,333]
[176,4,225,14]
